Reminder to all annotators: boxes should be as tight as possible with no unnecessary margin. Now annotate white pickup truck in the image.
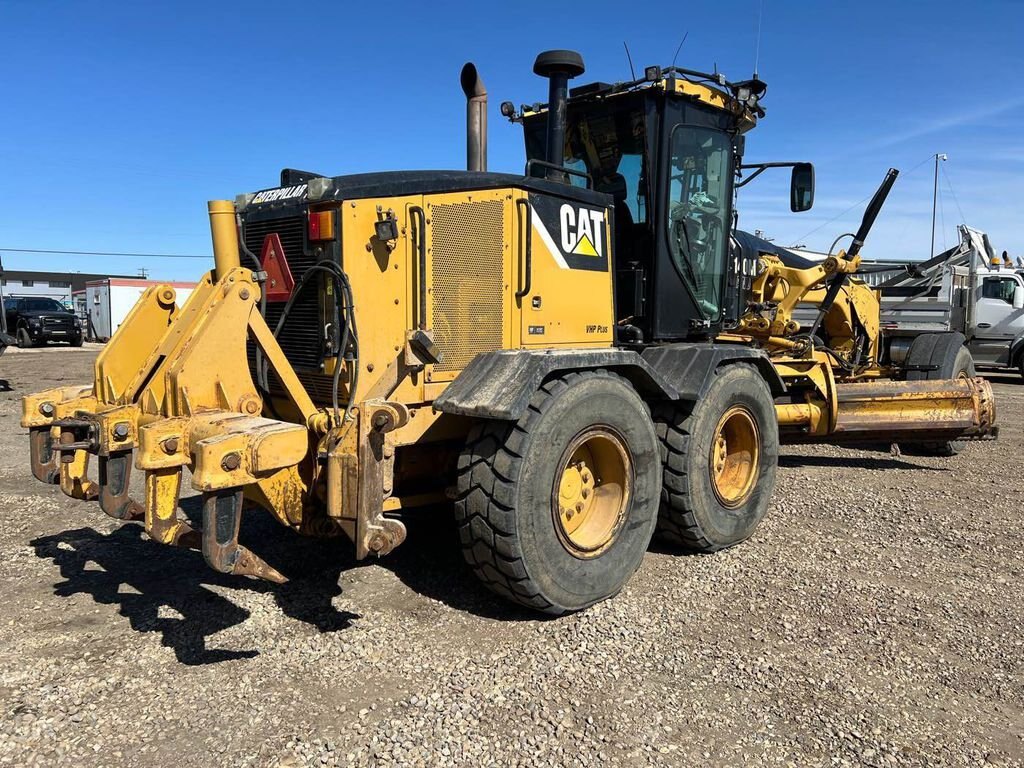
[866,226,1024,379]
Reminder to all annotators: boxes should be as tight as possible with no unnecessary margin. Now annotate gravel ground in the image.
[0,344,1021,767]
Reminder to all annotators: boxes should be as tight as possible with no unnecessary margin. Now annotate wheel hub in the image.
[709,405,760,509]
[553,427,631,558]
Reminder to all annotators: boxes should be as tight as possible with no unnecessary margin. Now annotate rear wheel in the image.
[16,328,34,349]
[454,370,661,614]
[654,364,778,552]
[902,333,975,456]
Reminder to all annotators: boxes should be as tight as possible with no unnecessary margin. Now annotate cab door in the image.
[972,274,1024,365]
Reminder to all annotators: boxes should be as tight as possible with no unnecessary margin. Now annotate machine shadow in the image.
[30,506,362,666]
[377,508,543,622]
[985,372,1022,386]
[778,453,949,471]
[30,499,533,666]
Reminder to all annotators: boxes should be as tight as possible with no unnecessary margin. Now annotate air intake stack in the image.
[532,50,585,171]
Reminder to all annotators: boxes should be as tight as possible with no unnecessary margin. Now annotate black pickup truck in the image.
[2,297,83,347]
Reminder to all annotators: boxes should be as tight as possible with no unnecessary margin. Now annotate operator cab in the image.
[511,54,814,344]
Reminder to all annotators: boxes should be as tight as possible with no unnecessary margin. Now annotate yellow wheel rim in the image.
[710,406,760,508]
[553,427,631,558]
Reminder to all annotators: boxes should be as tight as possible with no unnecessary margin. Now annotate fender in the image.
[433,344,784,421]
[641,344,785,400]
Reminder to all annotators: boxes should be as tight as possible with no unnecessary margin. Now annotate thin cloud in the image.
[867,95,1024,150]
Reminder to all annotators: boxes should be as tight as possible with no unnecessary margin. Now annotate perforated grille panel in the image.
[430,201,505,372]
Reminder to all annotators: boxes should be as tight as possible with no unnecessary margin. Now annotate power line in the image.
[940,164,968,225]
[789,154,936,246]
[938,178,947,252]
[0,247,210,259]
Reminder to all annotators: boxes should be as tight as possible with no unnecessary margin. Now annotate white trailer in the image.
[84,279,196,342]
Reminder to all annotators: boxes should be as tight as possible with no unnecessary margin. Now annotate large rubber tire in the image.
[71,334,84,348]
[902,333,975,457]
[654,364,778,552]
[16,328,34,349]
[454,370,661,614]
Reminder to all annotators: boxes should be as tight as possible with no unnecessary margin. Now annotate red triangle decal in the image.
[260,232,295,302]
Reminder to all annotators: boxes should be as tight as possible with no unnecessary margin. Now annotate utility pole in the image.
[0,250,7,335]
[930,153,947,258]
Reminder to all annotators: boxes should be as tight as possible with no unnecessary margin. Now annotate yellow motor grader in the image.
[21,50,995,613]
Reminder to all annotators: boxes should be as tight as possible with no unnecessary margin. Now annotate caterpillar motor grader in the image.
[21,50,995,613]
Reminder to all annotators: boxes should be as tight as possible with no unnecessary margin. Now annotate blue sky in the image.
[1,0,1022,280]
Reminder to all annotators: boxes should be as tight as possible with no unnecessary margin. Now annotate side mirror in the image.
[1013,284,1024,310]
[790,163,815,212]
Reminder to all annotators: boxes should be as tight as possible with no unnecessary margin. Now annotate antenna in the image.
[754,0,764,76]
[623,41,636,80]
[670,31,689,69]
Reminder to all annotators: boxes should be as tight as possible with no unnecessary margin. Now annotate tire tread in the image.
[455,371,610,613]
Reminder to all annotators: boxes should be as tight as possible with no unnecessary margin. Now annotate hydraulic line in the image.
[268,263,359,428]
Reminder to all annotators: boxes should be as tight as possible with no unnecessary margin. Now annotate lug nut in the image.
[112,422,130,441]
[221,452,241,471]
[575,502,584,513]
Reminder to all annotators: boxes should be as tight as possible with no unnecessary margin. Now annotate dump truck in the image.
[20,50,996,613]
[871,226,1024,380]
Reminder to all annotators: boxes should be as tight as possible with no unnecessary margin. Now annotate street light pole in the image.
[930,152,947,258]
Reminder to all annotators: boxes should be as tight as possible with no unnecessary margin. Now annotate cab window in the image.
[667,126,731,320]
[525,98,649,224]
[982,277,1018,304]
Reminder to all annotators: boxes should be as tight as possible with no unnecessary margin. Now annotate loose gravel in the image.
[0,345,1021,766]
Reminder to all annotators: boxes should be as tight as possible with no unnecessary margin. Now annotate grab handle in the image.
[515,198,533,300]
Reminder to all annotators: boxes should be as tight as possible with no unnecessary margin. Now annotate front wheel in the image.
[454,370,661,614]
[16,328,34,349]
[655,364,779,552]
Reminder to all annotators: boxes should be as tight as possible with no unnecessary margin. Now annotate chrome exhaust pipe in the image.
[460,62,487,172]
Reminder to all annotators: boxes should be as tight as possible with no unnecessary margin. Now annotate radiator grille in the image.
[430,201,505,372]
[243,215,325,378]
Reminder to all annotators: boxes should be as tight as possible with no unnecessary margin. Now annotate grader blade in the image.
[777,374,996,444]
[831,376,996,443]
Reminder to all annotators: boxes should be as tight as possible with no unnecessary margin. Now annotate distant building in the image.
[78,278,197,341]
[0,269,137,304]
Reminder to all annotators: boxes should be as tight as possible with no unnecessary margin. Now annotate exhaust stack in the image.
[460,63,487,172]
[532,50,585,171]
